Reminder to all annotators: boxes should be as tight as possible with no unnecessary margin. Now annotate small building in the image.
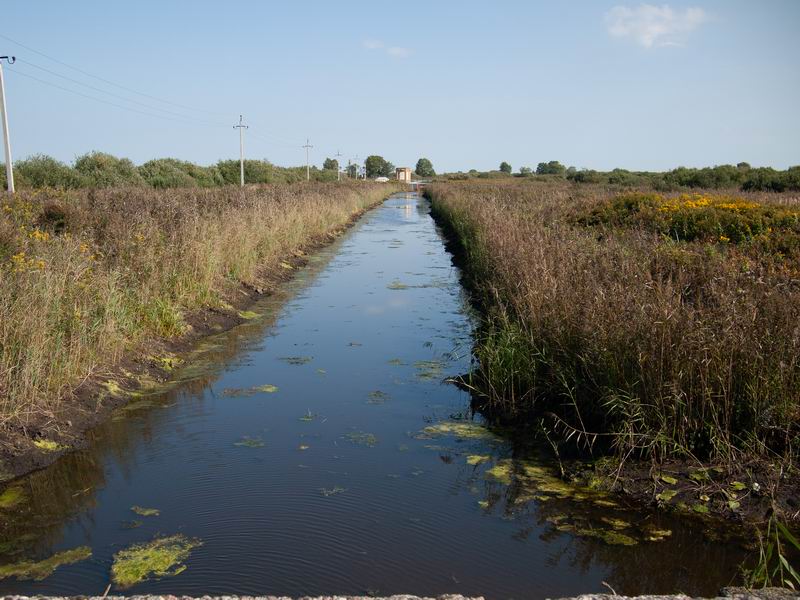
[396,167,412,182]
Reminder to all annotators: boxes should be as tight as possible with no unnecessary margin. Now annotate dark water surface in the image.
[0,194,749,598]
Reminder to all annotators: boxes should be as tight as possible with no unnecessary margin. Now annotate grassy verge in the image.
[426,180,799,516]
[0,182,394,431]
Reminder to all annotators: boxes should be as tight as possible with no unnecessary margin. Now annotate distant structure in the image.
[396,167,412,182]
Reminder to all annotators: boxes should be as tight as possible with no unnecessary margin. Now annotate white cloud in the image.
[605,4,708,48]
[386,46,411,58]
[362,39,412,58]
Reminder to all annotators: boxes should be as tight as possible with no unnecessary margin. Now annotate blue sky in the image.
[2,1,798,172]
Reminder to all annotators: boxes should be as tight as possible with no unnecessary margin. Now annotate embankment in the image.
[425,180,800,524]
[0,181,396,479]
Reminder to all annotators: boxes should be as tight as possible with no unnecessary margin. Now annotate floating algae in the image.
[367,390,390,404]
[419,421,500,442]
[320,486,346,497]
[0,546,91,581]
[111,534,201,588]
[656,489,678,503]
[554,522,638,546]
[344,431,378,447]
[0,485,24,509]
[485,462,513,485]
[387,358,405,366]
[33,439,64,452]
[222,384,278,397]
[234,436,265,448]
[387,280,409,290]
[131,506,160,517]
[413,359,445,381]
[279,356,312,365]
[642,526,673,542]
[121,520,143,529]
[466,454,491,466]
[237,310,260,320]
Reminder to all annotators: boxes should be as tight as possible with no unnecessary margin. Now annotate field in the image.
[426,180,800,474]
[0,182,392,439]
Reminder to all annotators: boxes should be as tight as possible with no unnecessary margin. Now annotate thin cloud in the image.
[362,39,412,58]
[605,4,708,48]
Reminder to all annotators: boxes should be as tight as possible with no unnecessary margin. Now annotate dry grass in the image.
[0,182,392,425]
[427,179,800,462]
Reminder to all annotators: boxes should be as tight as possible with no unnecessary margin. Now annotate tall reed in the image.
[0,182,392,425]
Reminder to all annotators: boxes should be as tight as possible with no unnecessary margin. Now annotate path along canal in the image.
[0,193,749,598]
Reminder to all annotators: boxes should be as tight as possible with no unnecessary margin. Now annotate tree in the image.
[323,158,339,171]
[415,158,435,177]
[536,161,566,176]
[365,155,394,178]
[499,161,512,174]
[519,166,532,176]
[346,163,358,178]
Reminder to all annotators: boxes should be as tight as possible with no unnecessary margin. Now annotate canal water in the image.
[0,193,748,598]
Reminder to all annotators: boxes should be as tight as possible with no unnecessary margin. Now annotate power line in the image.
[15,58,228,127]
[0,33,224,116]
[7,67,229,128]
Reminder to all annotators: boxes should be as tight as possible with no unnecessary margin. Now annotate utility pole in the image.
[233,115,248,187]
[335,150,343,182]
[0,56,15,194]
[303,138,313,181]
[353,155,360,180]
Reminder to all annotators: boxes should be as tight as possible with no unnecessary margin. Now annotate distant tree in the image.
[365,155,391,178]
[536,161,566,176]
[499,162,512,174]
[74,152,146,188]
[346,163,358,178]
[415,158,435,177]
[519,166,532,176]
[384,161,396,177]
[737,162,751,170]
[323,158,339,171]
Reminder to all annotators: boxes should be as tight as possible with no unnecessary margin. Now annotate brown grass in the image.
[427,179,800,463]
[0,182,393,426]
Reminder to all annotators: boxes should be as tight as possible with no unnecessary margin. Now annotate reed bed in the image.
[0,182,391,425]
[427,179,800,463]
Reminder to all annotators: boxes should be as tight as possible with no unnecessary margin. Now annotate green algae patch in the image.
[237,310,260,320]
[320,486,346,497]
[660,474,678,485]
[485,462,513,485]
[234,436,265,448]
[413,359,445,381]
[387,280,409,290]
[223,384,278,397]
[344,431,378,447]
[111,534,201,588]
[131,506,160,517]
[0,485,24,509]
[33,439,64,452]
[0,546,91,581]
[600,517,631,530]
[555,523,638,546]
[466,454,491,466]
[478,500,489,509]
[420,421,499,442]
[656,489,678,503]
[103,380,125,397]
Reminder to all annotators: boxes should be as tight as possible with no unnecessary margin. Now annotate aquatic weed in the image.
[111,534,201,588]
[0,546,91,581]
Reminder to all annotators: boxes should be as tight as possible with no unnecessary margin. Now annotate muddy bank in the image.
[0,197,385,483]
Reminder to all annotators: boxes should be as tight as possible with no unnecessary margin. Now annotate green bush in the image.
[139,159,198,189]
[15,154,85,189]
[74,152,146,188]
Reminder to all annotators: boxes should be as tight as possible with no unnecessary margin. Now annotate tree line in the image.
[457,160,800,192]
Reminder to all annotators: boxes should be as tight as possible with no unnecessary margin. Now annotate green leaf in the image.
[660,475,678,485]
